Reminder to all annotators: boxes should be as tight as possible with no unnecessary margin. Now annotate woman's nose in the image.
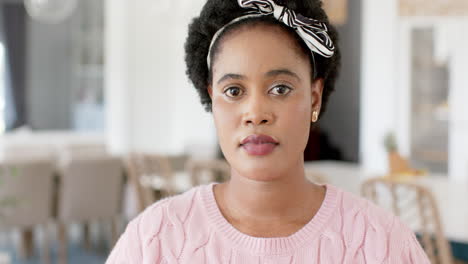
[241,94,274,126]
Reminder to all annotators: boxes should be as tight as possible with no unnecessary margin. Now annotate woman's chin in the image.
[234,164,287,182]
[225,149,297,182]
[245,174,283,182]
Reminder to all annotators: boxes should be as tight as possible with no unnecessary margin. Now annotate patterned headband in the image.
[207,0,336,72]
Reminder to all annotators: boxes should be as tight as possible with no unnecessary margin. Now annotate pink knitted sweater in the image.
[107,184,429,263]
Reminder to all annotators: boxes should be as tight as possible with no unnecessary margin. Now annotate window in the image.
[0,42,5,134]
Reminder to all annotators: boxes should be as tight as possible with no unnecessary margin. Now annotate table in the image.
[0,131,105,160]
[140,171,192,194]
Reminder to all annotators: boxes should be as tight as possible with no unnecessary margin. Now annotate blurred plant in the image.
[383,132,426,178]
[384,132,398,153]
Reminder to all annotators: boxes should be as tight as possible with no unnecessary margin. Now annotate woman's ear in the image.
[207,85,213,99]
[311,78,324,112]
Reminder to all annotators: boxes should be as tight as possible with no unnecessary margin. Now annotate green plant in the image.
[384,132,398,153]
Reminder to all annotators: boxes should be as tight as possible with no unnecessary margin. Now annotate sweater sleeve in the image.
[105,215,143,264]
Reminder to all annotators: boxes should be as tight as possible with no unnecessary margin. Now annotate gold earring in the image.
[312,111,319,122]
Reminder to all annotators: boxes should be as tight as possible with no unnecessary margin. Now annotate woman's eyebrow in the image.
[217,73,245,84]
[265,68,301,81]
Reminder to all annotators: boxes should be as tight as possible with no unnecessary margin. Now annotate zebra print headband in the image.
[207,0,336,72]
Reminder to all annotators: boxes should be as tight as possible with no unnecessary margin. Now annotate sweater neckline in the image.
[200,182,339,255]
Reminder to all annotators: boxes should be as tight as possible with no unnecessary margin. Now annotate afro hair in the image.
[184,0,341,117]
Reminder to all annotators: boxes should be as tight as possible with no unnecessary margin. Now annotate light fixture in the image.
[24,0,78,24]
[322,0,348,25]
[400,0,468,16]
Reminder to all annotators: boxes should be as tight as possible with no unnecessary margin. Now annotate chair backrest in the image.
[361,177,453,264]
[186,159,230,186]
[3,145,56,161]
[0,159,55,229]
[58,155,123,223]
[59,143,108,158]
[125,153,175,212]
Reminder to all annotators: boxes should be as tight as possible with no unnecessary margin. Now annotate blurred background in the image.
[0,0,466,263]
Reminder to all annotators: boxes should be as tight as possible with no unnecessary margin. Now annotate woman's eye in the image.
[269,85,292,96]
[224,87,243,98]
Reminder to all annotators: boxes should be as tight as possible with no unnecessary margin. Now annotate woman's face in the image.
[209,24,323,181]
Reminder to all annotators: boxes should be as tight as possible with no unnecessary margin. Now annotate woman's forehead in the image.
[212,25,312,80]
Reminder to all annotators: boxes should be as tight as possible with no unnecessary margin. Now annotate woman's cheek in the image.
[212,98,239,151]
[282,98,312,149]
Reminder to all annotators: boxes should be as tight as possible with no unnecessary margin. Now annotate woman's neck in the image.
[214,163,326,237]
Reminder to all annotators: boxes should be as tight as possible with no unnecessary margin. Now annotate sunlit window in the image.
[0,42,5,134]
[410,27,449,174]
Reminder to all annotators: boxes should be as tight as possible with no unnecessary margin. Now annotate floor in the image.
[0,243,107,264]
[0,223,113,264]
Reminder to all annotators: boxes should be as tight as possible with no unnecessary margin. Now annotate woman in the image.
[107,0,429,262]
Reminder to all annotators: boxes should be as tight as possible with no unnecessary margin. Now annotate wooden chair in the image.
[185,159,230,186]
[361,177,453,264]
[125,153,175,213]
[0,159,55,264]
[56,155,123,264]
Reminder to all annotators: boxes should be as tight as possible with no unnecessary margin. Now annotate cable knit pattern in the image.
[107,184,430,263]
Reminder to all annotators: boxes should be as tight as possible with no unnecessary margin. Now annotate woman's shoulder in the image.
[326,184,384,216]
[135,184,208,232]
[330,185,427,255]
[322,185,429,262]
[331,185,409,231]
[106,185,210,263]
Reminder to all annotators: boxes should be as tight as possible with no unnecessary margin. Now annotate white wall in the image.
[360,0,399,174]
[105,0,217,156]
[448,19,468,181]
[361,0,468,180]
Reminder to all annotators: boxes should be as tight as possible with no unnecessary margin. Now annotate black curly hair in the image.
[184,0,341,118]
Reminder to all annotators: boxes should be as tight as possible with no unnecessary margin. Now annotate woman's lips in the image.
[241,143,277,156]
[240,134,279,156]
